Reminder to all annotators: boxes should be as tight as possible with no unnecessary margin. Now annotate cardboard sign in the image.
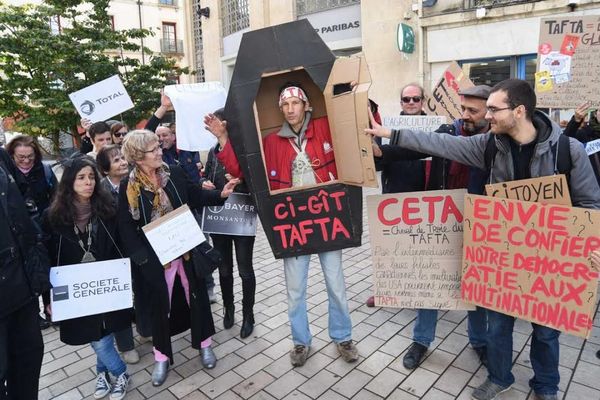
[585,138,600,156]
[536,16,600,108]
[163,82,227,151]
[69,75,134,123]
[424,62,475,121]
[461,194,600,338]
[142,204,206,264]
[201,193,258,236]
[50,258,132,322]
[367,190,474,310]
[485,175,572,206]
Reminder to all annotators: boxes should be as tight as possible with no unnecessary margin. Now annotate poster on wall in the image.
[536,15,600,108]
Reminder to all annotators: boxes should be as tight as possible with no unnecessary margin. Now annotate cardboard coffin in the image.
[223,19,376,258]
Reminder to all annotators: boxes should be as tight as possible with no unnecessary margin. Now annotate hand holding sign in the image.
[574,101,592,123]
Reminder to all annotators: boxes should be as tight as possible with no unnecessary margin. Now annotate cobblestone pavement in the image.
[38,186,600,400]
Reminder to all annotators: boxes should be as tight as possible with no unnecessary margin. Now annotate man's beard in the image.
[463,119,489,135]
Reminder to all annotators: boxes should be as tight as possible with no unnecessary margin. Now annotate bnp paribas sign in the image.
[300,4,361,44]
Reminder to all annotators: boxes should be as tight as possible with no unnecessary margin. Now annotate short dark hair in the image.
[96,144,122,176]
[278,81,308,103]
[490,79,536,121]
[89,121,111,140]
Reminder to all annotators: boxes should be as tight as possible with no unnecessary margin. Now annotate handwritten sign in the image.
[142,205,206,265]
[201,193,258,236]
[69,75,134,123]
[50,258,132,322]
[536,16,600,108]
[380,115,447,145]
[367,190,474,310]
[462,194,600,338]
[424,62,475,121]
[485,175,571,206]
[586,138,600,156]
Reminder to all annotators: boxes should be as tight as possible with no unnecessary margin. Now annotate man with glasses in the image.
[366,78,600,400]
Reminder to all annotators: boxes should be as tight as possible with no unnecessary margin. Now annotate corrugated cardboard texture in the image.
[424,61,474,121]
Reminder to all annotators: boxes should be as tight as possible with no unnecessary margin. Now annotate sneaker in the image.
[290,345,309,367]
[533,394,558,400]
[402,342,428,369]
[471,379,511,400]
[366,296,375,307]
[473,346,487,366]
[121,349,139,364]
[109,372,130,400]
[336,340,359,363]
[93,372,112,399]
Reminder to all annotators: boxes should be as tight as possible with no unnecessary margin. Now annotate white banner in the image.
[142,204,206,265]
[164,82,227,151]
[50,258,132,322]
[380,115,447,145]
[585,138,600,156]
[68,75,134,123]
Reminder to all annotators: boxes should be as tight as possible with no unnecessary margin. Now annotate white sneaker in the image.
[121,349,139,364]
[109,372,130,400]
[93,372,112,399]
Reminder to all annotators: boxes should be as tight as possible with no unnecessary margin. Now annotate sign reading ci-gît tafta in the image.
[201,193,258,236]
[367,189,474,310]
[50,258,132,322]
[462,194,600,338]
[69,75,134,123]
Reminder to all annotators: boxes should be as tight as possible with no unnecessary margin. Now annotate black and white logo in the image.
[52,285,69,301]
[80,100,95,115]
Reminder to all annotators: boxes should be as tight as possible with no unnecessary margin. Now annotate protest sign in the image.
[485,175,571,206]
[536,16,600,108]
[462,194,600,338]
[142,204,206,265]
[201,193,258,235]
[424,62,475,121]
[69,75,134,123]
[367,189,474,310]
[50,258,132,322]
[586,138,600,156]
[380,115,447,145]
[164,82,227,151]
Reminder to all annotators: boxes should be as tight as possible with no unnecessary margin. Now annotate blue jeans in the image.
[283,250,352,346]
[90,334,126,376]
[486,310,560,395]
[413,307,487,348]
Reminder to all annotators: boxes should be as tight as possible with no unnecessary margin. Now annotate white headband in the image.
[279,86,308,107]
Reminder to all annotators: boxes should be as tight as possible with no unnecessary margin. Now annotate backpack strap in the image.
[555,134,572,177]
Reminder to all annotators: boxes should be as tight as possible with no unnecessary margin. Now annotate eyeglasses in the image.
[486,106,514,115]
[113,131,128,138]
[14,154,35,161]
[401,96,423,103]
[143,145,161,154]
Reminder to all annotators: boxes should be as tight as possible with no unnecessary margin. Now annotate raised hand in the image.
[220,178,240,198]
[364,108,392,139]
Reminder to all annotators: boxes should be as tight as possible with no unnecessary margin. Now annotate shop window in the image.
[460,54,536,88]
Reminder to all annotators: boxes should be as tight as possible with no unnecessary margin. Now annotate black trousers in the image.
[0,301,44,400]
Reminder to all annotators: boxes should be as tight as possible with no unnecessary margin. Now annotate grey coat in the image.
[389,111,600,209]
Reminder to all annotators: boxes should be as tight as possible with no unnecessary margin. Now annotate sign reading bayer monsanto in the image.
[68,75,134,122]
[201,193,258,236]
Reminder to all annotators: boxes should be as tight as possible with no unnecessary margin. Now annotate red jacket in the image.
[217,116,338,190]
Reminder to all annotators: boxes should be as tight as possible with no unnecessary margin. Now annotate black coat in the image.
[118,165,224,361]
[43,214,131,346]
[12,160,57,216]
[563,116,600,186]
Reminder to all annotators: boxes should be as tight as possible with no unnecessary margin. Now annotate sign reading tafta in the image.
[461,194,600,338]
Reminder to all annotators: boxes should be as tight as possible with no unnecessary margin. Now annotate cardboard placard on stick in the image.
[367,189,474,310]
[536,15,600,108]
[485,175,572,206]
[461,194,600,338]
[424,62,474,121]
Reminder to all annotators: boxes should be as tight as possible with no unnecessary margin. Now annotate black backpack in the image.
[483,134,572,183]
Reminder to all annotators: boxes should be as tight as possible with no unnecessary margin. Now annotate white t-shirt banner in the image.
[68,75,134,123]
[50,258,132,322]
[164,82,227,151]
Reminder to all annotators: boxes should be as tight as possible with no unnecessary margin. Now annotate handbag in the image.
[191,241,222,278]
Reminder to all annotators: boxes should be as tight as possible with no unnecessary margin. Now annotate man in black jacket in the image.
[0,148,49,399]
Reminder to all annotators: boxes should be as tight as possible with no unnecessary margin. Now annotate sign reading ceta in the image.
[272,190,351,249]
[95,91,125,105]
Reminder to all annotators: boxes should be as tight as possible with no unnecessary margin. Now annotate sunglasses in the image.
[401,96,423,103]
[113,131,128,138]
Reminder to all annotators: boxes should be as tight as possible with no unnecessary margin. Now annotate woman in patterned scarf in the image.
[118,129,239,387]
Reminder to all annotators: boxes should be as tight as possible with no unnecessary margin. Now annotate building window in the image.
[221,0,249,37]
[296,0,360,16]
[460,54,536,88]
[192,0,205,82]
[161,22,183,54]
[159,0,177,6]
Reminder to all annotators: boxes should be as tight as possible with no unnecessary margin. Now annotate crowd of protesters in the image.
[1,77,600,400]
